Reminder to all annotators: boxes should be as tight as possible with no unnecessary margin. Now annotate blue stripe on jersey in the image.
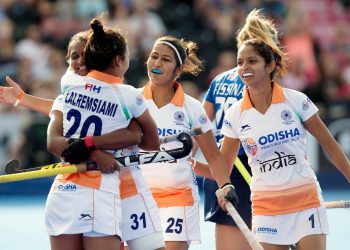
[204,67,246,155]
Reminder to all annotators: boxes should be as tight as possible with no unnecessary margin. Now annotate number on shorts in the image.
[130,212,147,230]
[308,214,315,228]
[166,217,183,234]
[65,108,102,137]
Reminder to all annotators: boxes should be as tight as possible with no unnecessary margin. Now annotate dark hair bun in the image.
[91,18,104,37]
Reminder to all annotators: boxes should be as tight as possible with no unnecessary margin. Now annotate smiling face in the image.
[237,44,275,87]
[146,43,181,87]
[68,40,88,76]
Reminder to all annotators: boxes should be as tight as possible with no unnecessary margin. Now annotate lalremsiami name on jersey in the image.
[64,91,118,117]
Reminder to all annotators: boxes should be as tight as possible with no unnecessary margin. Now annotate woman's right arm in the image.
[0,76,54,115]
[135,109,160,151]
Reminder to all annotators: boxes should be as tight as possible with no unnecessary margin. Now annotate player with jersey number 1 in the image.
[218,17,350,250]
[193,9,286,250]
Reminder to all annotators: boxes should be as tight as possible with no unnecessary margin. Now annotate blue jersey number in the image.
[130,212,147,230]
[215,96,238,129]
[65,108,102,138]
[309,214,315,228]
[165,217,183,234]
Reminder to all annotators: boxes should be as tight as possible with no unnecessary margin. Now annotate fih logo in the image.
[85,83,101,93]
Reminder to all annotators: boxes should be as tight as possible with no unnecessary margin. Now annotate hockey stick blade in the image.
[1,132,193,182]
[160,127,203,144]
[5,159,20,174]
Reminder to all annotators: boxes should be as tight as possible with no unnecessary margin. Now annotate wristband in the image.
[13,90,25,107]
[84,136,95,149]
[220,182,232,189]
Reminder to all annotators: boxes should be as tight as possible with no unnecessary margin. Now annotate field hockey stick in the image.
[159,127,203,144]
[215,189,264,250]
[0,132,193,183]
[324,200,350,209]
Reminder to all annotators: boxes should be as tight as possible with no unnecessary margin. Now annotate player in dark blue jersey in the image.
[203,68,251,250]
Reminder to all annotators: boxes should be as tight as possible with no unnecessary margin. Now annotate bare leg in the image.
[260,243,289,250]
[83,235,121,250]
[295,234,326,250]
[215,224,251,250]
[165,241,188,250]
[50,234,84,250]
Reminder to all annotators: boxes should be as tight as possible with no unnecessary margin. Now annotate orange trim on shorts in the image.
[184,206,189,240]
[119,170,138,199]
[140,193,157,231]
[252,182,321,216]
[151,188,194,207]
[63,171,102,189]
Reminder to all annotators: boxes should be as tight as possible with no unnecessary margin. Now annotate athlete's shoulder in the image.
[282,86,309,101]
[184,93,201,105]
[61,69,85,93]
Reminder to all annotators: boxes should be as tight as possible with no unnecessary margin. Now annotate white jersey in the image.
[140,82,213,208]
[222,82,323,216]
[52,70,147,194]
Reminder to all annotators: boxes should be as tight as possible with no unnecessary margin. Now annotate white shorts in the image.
[252,206,329,245]
[45,179,121,237]
[121,193,163,242]
[158,199,201,244]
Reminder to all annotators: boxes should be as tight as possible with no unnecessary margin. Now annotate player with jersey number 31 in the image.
[216,25,350,249]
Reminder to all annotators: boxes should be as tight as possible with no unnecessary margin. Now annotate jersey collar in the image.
[87,70,123,84]
[142,81,185,107]
[241,82,285,112]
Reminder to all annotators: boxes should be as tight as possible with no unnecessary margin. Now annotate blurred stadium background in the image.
[0,0,349,195]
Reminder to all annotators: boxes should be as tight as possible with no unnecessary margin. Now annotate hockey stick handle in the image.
[225,202,264,250]
[324,200,350,209]
[1,132,193,183]
[215,189,263,249]
[160,127,203,144]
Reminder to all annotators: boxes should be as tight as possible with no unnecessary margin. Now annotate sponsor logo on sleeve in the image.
[199,114,208,124]
[302,99,310,111]
[136,95,143,106]
[223,119,232,129]
[242,138,258,156]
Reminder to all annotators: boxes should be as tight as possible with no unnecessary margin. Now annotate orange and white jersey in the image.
[222,82,323,216]
[52,70,147,194]
[140,82,213,208]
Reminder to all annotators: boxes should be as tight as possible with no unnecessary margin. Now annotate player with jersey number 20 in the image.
[46,17,164,250]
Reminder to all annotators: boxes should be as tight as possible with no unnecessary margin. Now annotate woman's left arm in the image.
[304,114,350,182]
[195,131,231,187]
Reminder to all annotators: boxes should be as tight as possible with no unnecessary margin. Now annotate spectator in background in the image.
[282,6,319,89]
[14,24,51,81]
[128,0,166,58]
